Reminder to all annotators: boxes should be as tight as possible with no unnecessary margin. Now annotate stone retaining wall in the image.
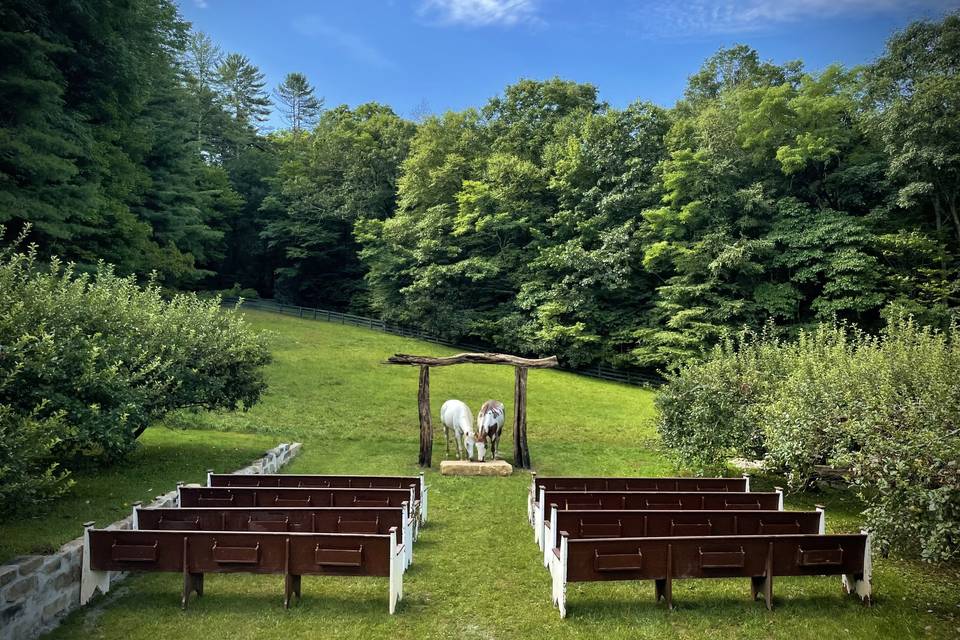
[0,442,302,640]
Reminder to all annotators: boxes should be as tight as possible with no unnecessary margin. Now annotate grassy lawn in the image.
[0,429,278,563]
[47,309,960,639]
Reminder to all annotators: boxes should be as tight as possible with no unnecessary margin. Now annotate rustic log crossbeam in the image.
[385,352,557,469]
[385,352,559,368]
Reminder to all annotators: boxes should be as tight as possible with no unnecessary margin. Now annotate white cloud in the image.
[639,0,957,37]
[292,17,395,69]
[193,0,208,8]
[420,0,540,27]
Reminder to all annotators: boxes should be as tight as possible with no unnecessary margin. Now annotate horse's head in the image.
[475,410,494,462]
[463,427,477,460]
[474,430,486,462]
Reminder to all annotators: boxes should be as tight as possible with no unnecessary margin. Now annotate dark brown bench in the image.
[208,473,429,524]
[542,507,825,567]
[549,531,872,617]
[134,505,413,569]
[537,490,784,550]
[179,486,415,510]
[529,473,749,525]
[80,524,404,613]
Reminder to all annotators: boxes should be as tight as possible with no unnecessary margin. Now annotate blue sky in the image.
[177,0,959,128]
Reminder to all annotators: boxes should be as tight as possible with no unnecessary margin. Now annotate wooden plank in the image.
[386,352,558,368]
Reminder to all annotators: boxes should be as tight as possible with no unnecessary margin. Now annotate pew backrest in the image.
[542,491,782,521]
[554,509,823,539]
[136,506,402,535]
[541,508,823,567]
[208,473,424,501]
[535,476,749,494]
[561,532,867,582]
[82,527,405,613]
[179,486,415,509]
[549,531,872,617]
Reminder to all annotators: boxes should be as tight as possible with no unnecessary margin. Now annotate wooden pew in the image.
[549,531,872,617]
[528,473,749,526]
[134,505,414,569]
[537,490,784,551]
[80,524,405,613]
[208,472,429,524]
[541,507,825,568]
[179,486,415,510]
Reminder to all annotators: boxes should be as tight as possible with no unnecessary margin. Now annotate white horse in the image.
[441,399,475,460]
[476,400,505,462]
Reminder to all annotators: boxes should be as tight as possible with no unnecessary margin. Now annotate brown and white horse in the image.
[475,400,505,462]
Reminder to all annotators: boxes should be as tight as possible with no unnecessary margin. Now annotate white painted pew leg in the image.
[843,529,873,603]
[543,505,558,568]
[528,472,536,526]
[402,502,413,570]
[815,504,826,534]
[80,523,110,605]
[775,486,784,510]
[556,533,568,618]
[420,473,428,523]
[536,487,546,549]
[389,528,403,614]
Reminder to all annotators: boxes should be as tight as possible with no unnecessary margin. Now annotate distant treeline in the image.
[2,2,958,369]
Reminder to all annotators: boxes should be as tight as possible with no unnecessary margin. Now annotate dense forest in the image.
[2,1,958,370]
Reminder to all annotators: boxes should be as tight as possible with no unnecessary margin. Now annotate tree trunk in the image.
[418,366,432,467]
[948,198,960,247]
[513,366,530,469]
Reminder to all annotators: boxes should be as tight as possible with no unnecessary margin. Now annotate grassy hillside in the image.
[48,310,960,639]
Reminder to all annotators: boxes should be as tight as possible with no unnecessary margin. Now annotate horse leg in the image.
[444,426,450,455]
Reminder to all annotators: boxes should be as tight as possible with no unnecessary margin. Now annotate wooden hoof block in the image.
[440,460,513,476]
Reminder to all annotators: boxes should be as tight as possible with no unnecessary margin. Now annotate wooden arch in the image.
[384,352,559,469]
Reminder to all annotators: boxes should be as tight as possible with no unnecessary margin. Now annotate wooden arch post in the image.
[417,366,432,467]
[513,366,530,469]
[385,352,558,469]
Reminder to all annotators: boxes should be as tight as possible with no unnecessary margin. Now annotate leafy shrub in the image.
[0,240,271,495]
[656,317,960,562]
[656,326,786,469]
[0,406,74,515]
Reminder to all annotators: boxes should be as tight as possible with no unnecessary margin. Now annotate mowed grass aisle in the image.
[48,310,959,639]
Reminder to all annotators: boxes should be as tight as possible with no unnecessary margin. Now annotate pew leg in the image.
[762,541,774,610]
[181,571,202,609]
[664,544,674,610]
[284,573,301,609]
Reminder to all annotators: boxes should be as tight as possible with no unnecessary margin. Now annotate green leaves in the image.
[263,104,414,309]
[0,241,271,479]
[657,318,960,562]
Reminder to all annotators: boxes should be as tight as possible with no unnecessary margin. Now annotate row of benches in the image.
[527,474,873,617]
[81,473,429,614]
